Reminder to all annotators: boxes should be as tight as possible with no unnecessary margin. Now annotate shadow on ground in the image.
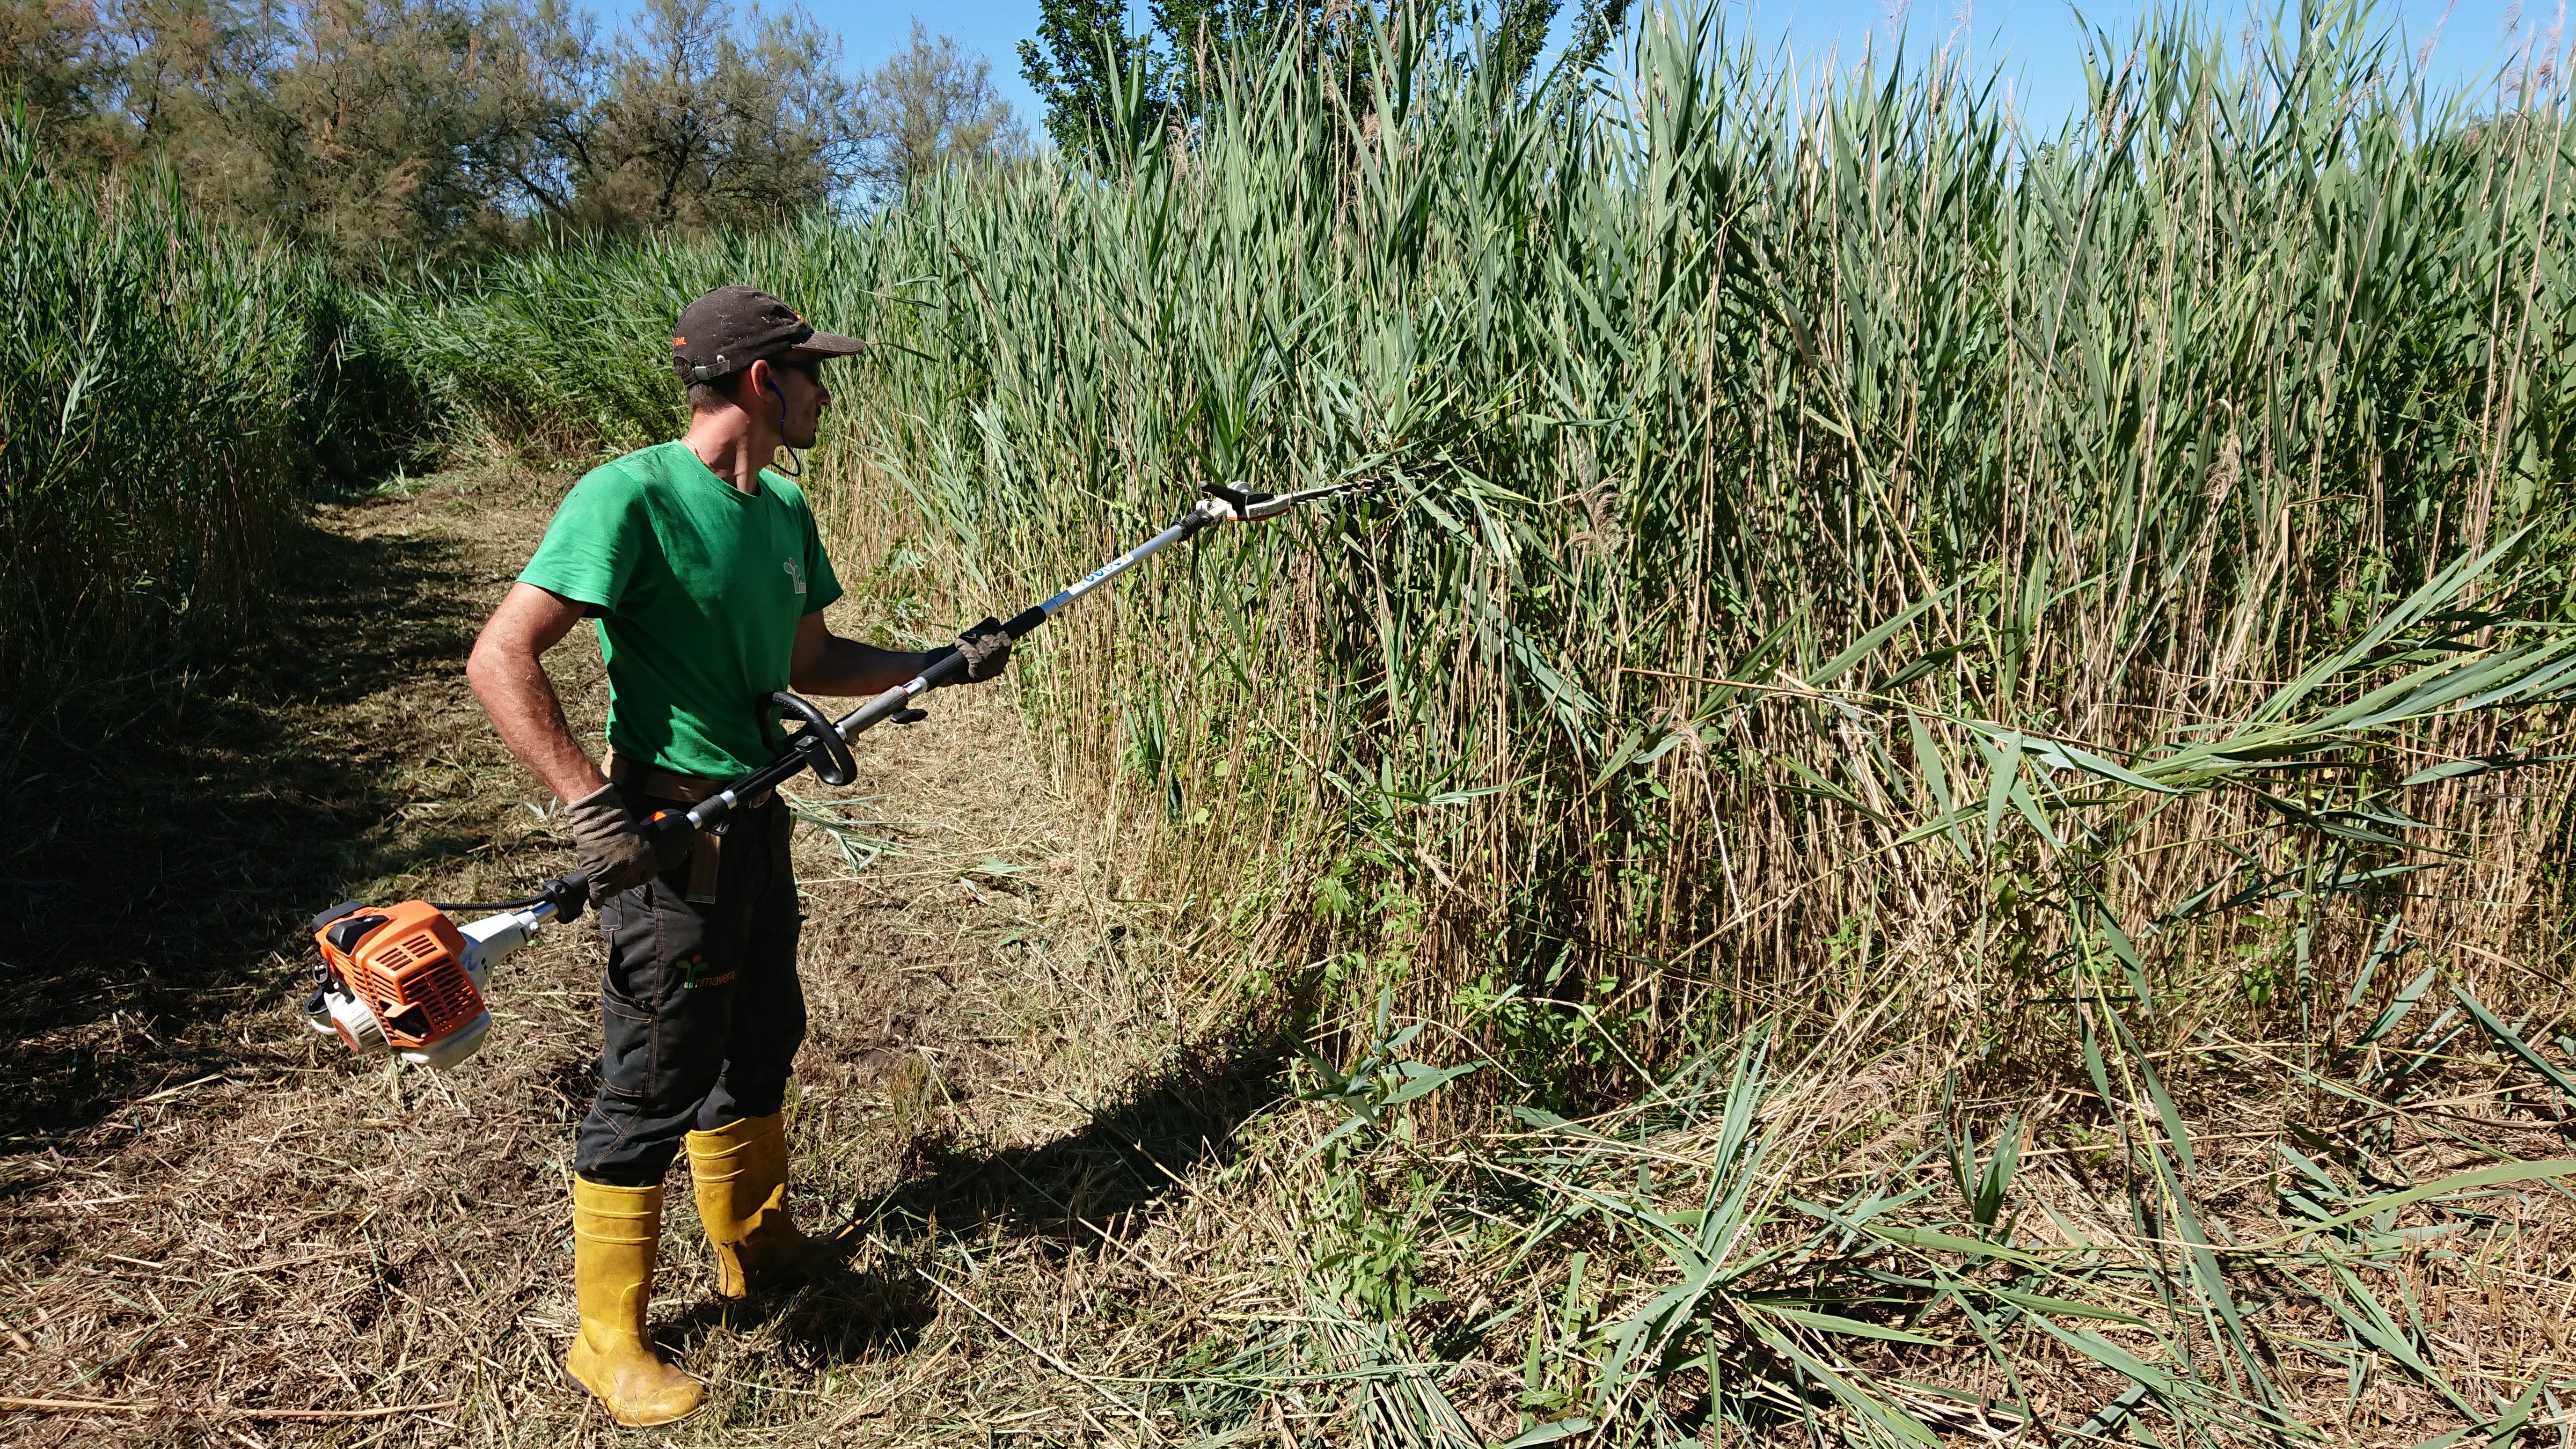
[0,503,499,1146]
[664,1264,943,1371]
[641,1039,1289,1372]
[870,1036,1289,1244]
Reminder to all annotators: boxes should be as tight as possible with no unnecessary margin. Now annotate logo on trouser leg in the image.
[677,954,737,990]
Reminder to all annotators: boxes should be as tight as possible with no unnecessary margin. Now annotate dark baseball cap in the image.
[671,285,865,383]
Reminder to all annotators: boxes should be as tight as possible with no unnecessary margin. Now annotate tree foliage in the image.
[0,0,1016,269]
[1017,0,1635,158]
[1016,0,1157,156]
[856,18,1021,198]
[546,0,869,235]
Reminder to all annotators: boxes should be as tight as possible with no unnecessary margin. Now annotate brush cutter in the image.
[303,885,582,1069]
[300,477,1380,1070]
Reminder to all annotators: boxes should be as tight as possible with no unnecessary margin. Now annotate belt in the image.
[606,754,774,904]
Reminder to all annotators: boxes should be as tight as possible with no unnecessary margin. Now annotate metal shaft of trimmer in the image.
[675,494,1241,836]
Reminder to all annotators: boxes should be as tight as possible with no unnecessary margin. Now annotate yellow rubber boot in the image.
[564,1178,705,1427]
[686,1112,824,1298]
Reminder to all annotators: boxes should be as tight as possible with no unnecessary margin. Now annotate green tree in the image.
[1016,0,1158,155]
[1019,0,1365,158]
[1485,0,1636,89]
[0,0,114,154]
[856,18,1021,198]
[544,0,863,233]
[1017,0,1631,160]
[0,0,873,265]
[218,0,569,267]
[1149,1,1325,117]
[1,0,568,266]
[1559,0,1629,73]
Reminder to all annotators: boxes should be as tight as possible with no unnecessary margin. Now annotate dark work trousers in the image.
[573,789,806,1186]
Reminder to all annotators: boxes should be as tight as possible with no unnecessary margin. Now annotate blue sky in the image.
[610,0,2566,138]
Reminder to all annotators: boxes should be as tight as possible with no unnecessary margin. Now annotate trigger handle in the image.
[643,809,695,869]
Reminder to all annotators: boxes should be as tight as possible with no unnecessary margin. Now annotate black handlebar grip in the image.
[916,645,972,690]
[544,871,588,923]
[1002,605,1048,639]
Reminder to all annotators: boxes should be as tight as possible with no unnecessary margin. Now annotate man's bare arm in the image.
[787,613,937,698]
[468,583,611,804]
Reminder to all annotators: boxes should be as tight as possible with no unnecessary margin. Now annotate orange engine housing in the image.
[313,900,485,1050]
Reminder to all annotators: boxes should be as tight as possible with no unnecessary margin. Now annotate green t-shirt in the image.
[519,440,844,779]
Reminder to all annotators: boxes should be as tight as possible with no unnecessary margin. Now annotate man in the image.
[467,285,1010,1426]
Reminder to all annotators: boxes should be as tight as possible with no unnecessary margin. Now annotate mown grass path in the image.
[0,467,1302,1446]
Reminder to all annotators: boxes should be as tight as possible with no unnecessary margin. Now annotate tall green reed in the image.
[376,0,2576,1089]
[0,106,381,698]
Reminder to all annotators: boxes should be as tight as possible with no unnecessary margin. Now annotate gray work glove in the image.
[565,781,660,901]
[948,616,1012,683]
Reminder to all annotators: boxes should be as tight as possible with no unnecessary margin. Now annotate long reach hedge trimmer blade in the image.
[1201,476,1388,519]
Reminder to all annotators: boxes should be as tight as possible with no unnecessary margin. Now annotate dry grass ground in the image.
[0,463,1333,1446]
[1457,1043,2576,1443]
